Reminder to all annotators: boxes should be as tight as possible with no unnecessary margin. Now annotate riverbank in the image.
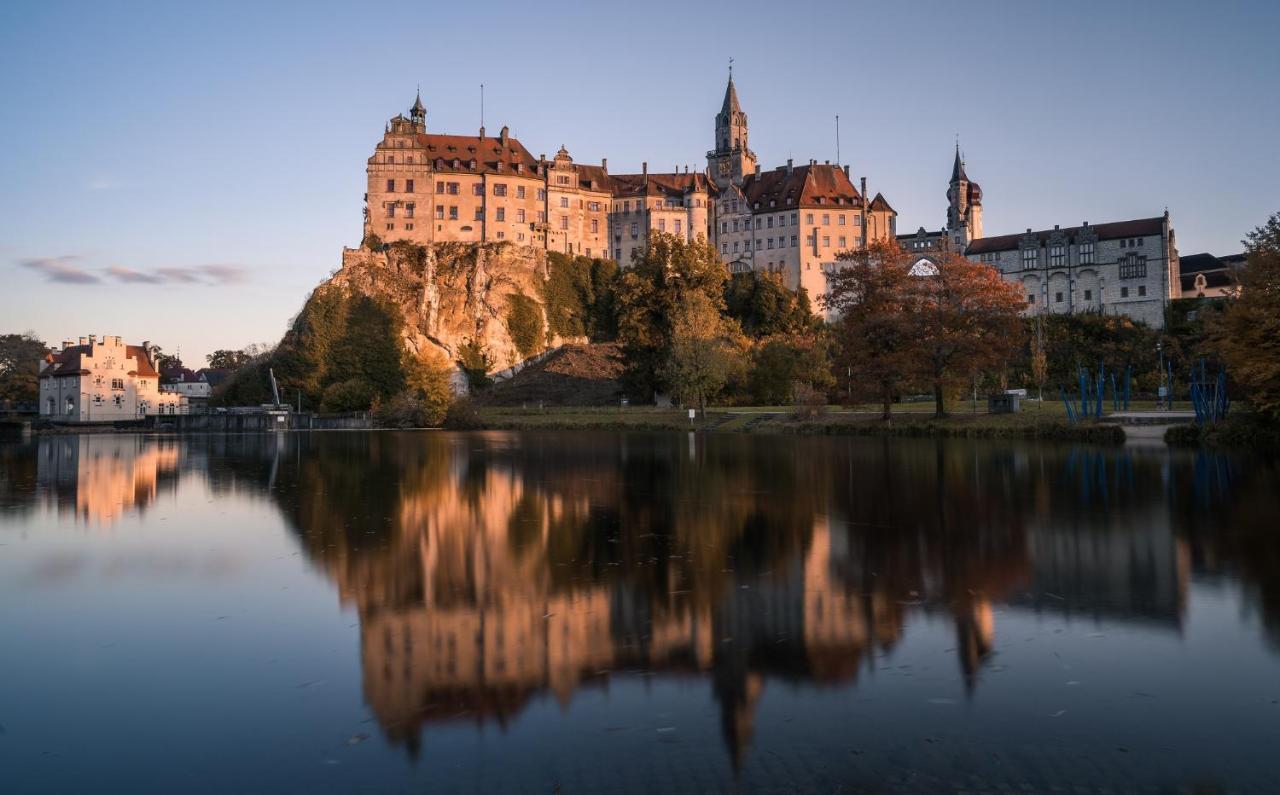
[473,405,1127,443]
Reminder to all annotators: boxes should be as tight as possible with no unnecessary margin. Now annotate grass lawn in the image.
[475,398,1133,442]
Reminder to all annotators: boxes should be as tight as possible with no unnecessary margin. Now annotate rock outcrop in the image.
[331,242,570,385]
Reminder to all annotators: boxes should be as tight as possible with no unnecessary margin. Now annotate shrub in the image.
[443,397,483,430]
[506,293,544,360]
[457,340,494,391]
[320,379,376,412]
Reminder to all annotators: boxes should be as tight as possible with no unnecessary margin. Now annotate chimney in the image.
[642,162,648,183]
[499,125,509,146]
[1083,221,1090,228]
[79,336,87,345]
[479,125,486,138]
[88,334,96,345]
[1054,224,1060,230]
[843,164,850,177]
[684,164,689,174]
[824,159,830,165]
[601,157,608,171]
[62,340,74,351]
[786,158,793,174]
[860,177,867,203]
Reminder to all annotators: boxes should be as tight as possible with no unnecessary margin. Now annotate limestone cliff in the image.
[329,242,567,385]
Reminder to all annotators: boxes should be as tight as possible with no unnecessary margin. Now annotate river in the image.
[1,431,1278,792]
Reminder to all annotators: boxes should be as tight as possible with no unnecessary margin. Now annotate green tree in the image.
[1209,211,1280,418]
[206,348,253,370]
[824,242,922,420]
[662,290,741,414]
[457,339,494,391]
[748,333,835,406]
[0,332,48,405]
[615,233,728,399]
[542,252,619,342]
[725,271,813,338]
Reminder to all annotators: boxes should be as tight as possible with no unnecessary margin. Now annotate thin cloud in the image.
[113,264,248,286]
[106,265,165,284]
[86,178,120,191]
[19,255,100,284]
[19,256,248,286]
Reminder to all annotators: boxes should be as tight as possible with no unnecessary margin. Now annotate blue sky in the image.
[2,0,1277,364]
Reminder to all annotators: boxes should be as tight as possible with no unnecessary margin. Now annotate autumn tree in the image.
[748,332,836,406]
[0,332,49,405]
[824,242,922,420]
[615,233,730,399]
[913,252,1026,417]
[1209,211,1280,419]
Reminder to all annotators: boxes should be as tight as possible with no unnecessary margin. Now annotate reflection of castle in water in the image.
[13,433,1272,767]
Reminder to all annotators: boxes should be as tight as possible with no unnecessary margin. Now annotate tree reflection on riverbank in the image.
[5,430,1279,772]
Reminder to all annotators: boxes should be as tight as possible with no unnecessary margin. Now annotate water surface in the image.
[1,431,1278,792]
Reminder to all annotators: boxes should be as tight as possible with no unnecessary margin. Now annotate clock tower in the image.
[707,68,757,190]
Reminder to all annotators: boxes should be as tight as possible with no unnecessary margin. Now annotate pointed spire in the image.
[410,86,426,123]
[951,142,968,183]
[720,63,742,117]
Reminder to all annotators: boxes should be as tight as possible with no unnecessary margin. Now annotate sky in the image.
[2,0,1277,365]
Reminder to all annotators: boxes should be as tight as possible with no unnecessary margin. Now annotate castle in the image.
[362,73,898,305]
[364,75,1179,327]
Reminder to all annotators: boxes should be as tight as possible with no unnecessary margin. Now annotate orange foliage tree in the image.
[913,252,1026,417]
[825,242,923,420]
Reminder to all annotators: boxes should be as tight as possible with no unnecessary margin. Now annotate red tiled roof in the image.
[965,217,1166,255]
[416,133,538,176]
[575,164,612,194]
[609,172,712,199]
[741,164,863,211]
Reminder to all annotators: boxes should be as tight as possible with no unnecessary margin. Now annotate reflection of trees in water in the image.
[1172,452,1280,650]
[9,431,1280,767]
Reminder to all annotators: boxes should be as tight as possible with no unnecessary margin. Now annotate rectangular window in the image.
[560,215,569,230]
[405,179,414,193]
[767,238,774,249]
[1079,243,1094,264]
[559,196,568,208]
[1084,289,1092,301]
[436,206,444,219]
[767,217,774,229]
[537,189,546,201]
[1027,294,1036,305]
[387,204,395,218]
[791,235,798,247]
[591,219,599,233]
[1119,254,1147,279]
[493,183,507,197]
[658,219,666,233]
[674,219,682,235]
[822,236,830,247]
[1022,248,1038,269]
[791,213,798,225]
[1121,287,1129,298]
[1050,245,1065,267]
[436,181,445,194]
[111,378,124,390]
[838,214,846,226]
[517,209,526,223]
[806,214,814,224]
[474,207,483,221]
[537,211,546,222]
[839,236,847,248]
[1055,292,1064,303]
[822,214,830,226]
[630,223,638,238]
[517,185,526,199]
[1138,285,1147,296]
[733,242,739,253]
[405,203,415,218]
[386,179,395,192]
[473,183,483,196]
[496,207,505,222]
[449,206,458,220]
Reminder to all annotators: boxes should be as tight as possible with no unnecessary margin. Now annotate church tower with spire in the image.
[707,66,757,190]
[946,145,983,248]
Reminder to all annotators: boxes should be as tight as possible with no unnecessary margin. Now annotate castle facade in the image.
[362,75,898,309]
